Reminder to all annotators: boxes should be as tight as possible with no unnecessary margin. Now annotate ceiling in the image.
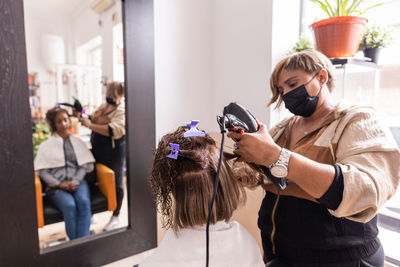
[23,0,90,19]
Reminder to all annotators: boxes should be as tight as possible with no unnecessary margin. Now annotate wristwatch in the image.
[269,148,291,178]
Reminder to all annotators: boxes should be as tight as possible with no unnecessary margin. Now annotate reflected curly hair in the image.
[150,126,247,232]
[45,107,70,133]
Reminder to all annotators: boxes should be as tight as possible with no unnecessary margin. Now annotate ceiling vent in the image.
[90,0,116,14]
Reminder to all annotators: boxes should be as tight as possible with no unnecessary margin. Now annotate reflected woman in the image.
[78,82,126,231]
[34,107,95,240]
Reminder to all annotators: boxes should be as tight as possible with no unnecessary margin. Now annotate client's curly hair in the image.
[45,107,70,133]
[150,126,246,232]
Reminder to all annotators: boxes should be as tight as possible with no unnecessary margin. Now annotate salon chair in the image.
[35,163,117,228]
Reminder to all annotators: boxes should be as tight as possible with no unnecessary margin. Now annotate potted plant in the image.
[309,0,383,58]
[32,123,50,159]
[287,35,314,55]
[359,24,393,64]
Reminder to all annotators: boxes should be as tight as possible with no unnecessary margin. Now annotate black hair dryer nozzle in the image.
[218,102,287,191]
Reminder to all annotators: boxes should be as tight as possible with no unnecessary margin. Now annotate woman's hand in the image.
[227,123,281,167]
[59,182,78,192]
[68,182,78,192]
[80,117,91,128]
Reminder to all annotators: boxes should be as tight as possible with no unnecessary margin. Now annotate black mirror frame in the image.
[0,0,157,266]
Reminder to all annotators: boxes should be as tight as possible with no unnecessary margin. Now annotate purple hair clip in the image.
[183,120,206,138]
[167,143,180,160]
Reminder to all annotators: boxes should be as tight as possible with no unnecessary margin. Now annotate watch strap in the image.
[277,148,291,166]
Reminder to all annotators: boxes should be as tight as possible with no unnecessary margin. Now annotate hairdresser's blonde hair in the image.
[268,49,336,108]
[106,82,124,104]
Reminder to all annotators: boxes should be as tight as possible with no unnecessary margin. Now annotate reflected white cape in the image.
[34,133,95,171]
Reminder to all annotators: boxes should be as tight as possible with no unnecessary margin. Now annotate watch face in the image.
[270,164,287,178]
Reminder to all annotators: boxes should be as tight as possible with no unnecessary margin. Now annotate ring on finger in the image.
[234,142,239,150]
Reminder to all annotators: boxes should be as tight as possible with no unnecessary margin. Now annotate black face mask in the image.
[282,75,322,117]
[106,97,117,105]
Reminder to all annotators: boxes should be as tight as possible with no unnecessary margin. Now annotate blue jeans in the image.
[48,183,91,240]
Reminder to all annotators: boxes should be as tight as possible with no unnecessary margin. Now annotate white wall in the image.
[24,0,122,110]
[72,1,123,81]
[24,10,70,110]
[154,0,276,138]
[211,0,274,130]
[154,0,214,139]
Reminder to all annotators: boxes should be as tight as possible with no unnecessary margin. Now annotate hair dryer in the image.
[217,102,287,190]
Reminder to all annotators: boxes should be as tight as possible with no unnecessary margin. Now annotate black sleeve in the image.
[317,164,344,210]
[108,125,114,137]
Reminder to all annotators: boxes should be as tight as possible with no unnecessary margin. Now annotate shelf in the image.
[329,57,381,108]
[330,57,381,72]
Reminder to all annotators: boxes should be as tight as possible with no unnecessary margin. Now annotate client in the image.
[140,124,264,267]
[34,107,95,240]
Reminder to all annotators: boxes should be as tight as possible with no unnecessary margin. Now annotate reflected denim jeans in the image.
[48,182,91,240]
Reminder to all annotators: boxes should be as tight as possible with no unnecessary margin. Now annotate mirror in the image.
[23,0,129,248]
[1,0,156,265]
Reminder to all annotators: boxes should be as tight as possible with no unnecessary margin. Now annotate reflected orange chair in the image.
[35,163,117,228]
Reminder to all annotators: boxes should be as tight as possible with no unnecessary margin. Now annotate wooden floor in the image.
[38,177,129,248]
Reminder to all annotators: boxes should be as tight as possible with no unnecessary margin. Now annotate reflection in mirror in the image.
[23,0,128,249]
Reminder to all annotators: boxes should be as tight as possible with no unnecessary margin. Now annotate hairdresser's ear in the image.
[318,69,328,85]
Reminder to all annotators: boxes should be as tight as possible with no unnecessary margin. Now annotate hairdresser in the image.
[75,82,126,231]
[228,49,400,267]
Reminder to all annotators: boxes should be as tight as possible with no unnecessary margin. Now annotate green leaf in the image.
[310,0,333,17]
[338,0,343,16]
[362,3,384,13]
[350,0,363,14]
[341,0,349,16]
[309,0,385,18]
[323,0,335,16]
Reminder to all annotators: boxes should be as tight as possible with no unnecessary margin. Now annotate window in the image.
[56,36,104,115]
[301,1,400,265]
[113,23,124,82]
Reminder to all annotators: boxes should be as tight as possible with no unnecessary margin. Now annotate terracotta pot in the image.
[311,16,367,58]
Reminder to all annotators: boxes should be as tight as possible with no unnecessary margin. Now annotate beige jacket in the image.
[267,103,400,223]
[107,99,125,140]
[92,98,125,148]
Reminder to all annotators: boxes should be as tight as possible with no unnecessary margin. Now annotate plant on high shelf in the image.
[32,123,50,159]
[288,35,314,55]
[359,24,393,63]
[309,0,384,58]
